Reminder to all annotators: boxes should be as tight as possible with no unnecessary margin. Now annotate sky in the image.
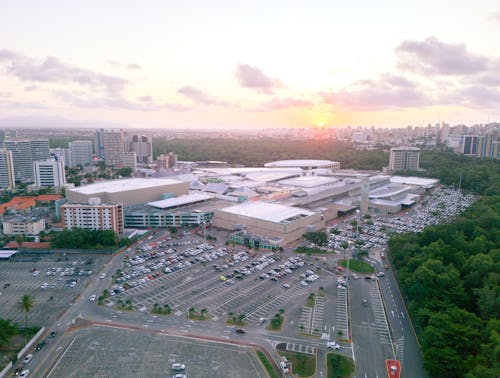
[0,0,499,129]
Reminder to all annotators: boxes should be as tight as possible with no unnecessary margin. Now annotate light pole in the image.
[347,209,360,282]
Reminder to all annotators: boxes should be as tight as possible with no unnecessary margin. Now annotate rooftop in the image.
[218,202,317,223]
[278,176,338,188]
[390,176,439,188]
[68,178,184,195]
[264,159,338,168]
[147,193,213,209]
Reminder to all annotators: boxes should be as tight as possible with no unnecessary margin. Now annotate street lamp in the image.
[347,209,360,282]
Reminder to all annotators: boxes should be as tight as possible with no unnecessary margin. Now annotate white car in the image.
[171,363,185,371]
[22,354,33,364]
[172,374,186,378]
[89,294,97,302]
[282,283,290,289]
[100,273,106,279]
[40,283,48,289]
[19,370,30,378]
[327,341,340,350]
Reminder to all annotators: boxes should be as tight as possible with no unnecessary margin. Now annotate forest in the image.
[389,152,500,377]
[153,138,389,170]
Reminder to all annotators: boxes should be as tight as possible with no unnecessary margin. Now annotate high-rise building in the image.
[69,140,93,167]
[122,152,137,172]
[157,152,177,169]
[34,159,66,187]
[126,135,153,164]
[4,139,50,182]
[389,147,420,171]
[94,129,124,167]
[51,147,70,167]
[61,201,124,234]
[0,148,15,189]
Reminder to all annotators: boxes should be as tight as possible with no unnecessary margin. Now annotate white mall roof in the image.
[69,178,183,195]
[264,160,338,168]
[219,202,316,223]
[390,176,439,188]
[279,176,338,188]
[148,193,213,209]
[0,250,18,259]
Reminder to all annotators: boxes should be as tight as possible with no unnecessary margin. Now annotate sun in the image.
[318,122,325,128]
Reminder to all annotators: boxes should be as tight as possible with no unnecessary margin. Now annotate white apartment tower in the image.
[94,129,125,167]
[34,159,66,187]
[389,147,420,171]
[0,148,15,189]
[4,139,50,182]
[126,135,153,164]
[69,140,93,167]
[61,201,124,234]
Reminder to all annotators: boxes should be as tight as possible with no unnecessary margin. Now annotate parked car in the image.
[49,331,56,338]
[35,341,46,351]
[19,369,30,377]
[171,363,185,371]
[235,328,246,334]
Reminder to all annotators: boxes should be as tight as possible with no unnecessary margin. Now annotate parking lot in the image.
[0,254,110,326]
[47,325,268,378]
[104,233,326,324]
[329,187,475,253]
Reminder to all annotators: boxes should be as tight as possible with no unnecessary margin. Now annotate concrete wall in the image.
[213,210,325,245]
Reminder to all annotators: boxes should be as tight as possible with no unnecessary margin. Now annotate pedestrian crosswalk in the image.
[336,286,349,339]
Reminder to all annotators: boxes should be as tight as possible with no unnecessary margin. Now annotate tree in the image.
[18,294,35,343]
[0,318,17,346]
[201,308,208,317]
[117,167,133,177]
[188,307,195,319]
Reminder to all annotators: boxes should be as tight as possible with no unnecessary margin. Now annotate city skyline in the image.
[1,0,500,129]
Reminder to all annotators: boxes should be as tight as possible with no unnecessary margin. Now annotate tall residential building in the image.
[69,140,93,167]
[122,152,137,172]
[4,139,50,182]
[0,148,15,189]
[389,147,420,171]
[34,159,66,187]
[94,129,124,167]
[61,201,124,234]
[51,147,70,167]
[157,152,177,169]
[126,135,153,164]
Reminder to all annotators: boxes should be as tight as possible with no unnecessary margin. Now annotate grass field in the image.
[338,259,374,273]
[327,353,355,378]
[278,351,315,377]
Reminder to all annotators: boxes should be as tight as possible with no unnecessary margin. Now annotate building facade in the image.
[61,202,124,234]
[2,217,46,235]
[34,159,66,187]
[389,147,420,171]
[126,135,153,164]
[69,140,93,167]
[94,129,125,167]
[122,152,137,172]
[157,152,177,169]
[0,148,15,189]
[4,139,50,182]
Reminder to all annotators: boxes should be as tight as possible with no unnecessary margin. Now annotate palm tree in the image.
[200,308,208,318]
[18,294,34,344]
[188,307,195,319]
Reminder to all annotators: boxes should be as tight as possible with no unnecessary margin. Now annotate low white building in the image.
[2,216,46,235]
[61,200,124,234]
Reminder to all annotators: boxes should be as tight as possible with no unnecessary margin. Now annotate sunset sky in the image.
[1,0,499,129]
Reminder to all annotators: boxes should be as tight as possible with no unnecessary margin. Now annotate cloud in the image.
[234,63,284,94]
[0,100,48,109]
[53,90,158,110]
[396,37,488,75]
[0,91,11,98]
[487,12,500,23]
[24,85,38,92]
[0,49,127,94]
[177,85,228,106]
[320,74,431,111]
[107,60,142,70]
[441,86,500,109]
[138,95,153,102]
[252,97,313,111]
